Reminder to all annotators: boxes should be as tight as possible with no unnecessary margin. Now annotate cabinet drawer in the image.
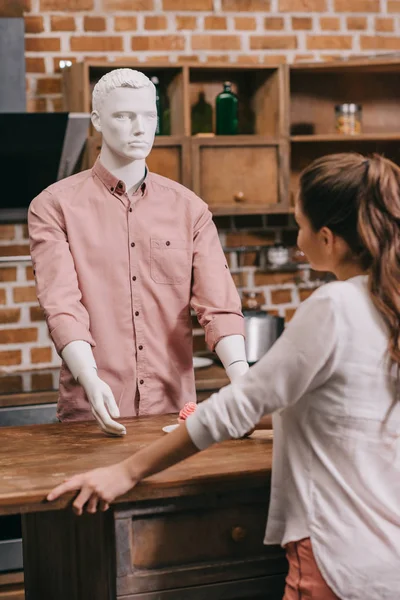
[115,490,286,596]
[192,138,284,215]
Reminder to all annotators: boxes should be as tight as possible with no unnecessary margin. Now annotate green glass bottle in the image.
[215,81,238,135]
[191,91,213,135]
[150,76,162,135]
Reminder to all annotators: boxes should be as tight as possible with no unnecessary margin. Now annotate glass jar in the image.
[335,104,362,135]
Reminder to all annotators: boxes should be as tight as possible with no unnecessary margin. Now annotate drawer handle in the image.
[233,191,245,203]
[231,526,247,542]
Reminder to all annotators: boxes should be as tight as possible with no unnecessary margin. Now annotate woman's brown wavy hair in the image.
[299,152,400,370]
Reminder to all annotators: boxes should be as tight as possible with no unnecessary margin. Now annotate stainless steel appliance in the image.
[244,311,284,364]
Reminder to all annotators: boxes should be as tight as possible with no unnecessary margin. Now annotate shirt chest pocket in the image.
[150,238,191,285]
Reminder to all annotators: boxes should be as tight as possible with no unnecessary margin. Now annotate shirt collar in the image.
[92,158,148,198]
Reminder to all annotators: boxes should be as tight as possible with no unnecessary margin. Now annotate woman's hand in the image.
[47,423,199,516]
[47,461,135,515]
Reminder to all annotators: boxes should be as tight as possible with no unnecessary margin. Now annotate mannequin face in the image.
[91,86,157,161]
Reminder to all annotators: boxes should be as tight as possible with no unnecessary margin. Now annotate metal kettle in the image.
[244,310,284,365]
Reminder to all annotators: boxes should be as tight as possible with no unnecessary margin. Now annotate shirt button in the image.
[138,345,143,350]
[110,187,114,192]
[132,276,136,281]
[139,379,144,385]
[135,311,139,316]
[166,241,170,246]
[129,208,133,213]
[131,242,135,247]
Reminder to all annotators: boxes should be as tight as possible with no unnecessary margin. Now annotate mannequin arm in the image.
[214,334,249,382]
[61,340,97,380]
[190,204,245,353]
[61,341,126,436]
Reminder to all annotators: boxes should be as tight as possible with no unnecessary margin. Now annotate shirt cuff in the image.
[204,313,245,351]
[50,319,96,355]
[185,411,217,451]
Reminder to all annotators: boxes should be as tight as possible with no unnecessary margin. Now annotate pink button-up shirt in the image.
[28,161,244,422]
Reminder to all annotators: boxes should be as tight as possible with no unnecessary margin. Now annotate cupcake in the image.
[178,402,197,424]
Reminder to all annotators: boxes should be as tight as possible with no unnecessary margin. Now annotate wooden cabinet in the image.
[115,490,286,598]
[63,56,400,214]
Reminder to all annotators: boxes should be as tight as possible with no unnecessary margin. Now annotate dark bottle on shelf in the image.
[215,81,238,135]
[191,91,213,135]
[150,76,162,135]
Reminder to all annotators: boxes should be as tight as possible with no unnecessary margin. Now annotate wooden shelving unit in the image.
[63,60,289,216]
[63,57,400,215]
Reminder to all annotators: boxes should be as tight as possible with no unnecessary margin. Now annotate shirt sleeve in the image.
[28,190,96,355]
[186,289,339,450]
[190,203,245,351]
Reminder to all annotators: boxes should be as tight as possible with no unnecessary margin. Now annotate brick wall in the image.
[0,225,61,383]
[23,0,400,112]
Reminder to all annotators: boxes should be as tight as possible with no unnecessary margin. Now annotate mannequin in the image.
[29,69,248,436]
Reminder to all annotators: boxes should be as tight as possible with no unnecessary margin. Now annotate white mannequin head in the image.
[91,68,157,161]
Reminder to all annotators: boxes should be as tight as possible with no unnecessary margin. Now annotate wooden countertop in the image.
[0,364,228,408]
[0,414,273,516]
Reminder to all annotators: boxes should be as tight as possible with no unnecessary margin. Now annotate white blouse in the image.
[186,275,400,600]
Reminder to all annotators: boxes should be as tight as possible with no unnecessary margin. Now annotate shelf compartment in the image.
[290,63,400,137]
[63,61,185,136]
[188,65,285,138]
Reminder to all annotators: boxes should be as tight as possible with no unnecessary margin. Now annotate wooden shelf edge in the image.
[191,135,281,146]
[291,134,400,142]
[210,204,293,216]
[77,60,285,70]
[0,572,24,586]
[290,57,400,72]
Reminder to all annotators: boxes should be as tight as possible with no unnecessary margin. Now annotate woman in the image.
[48,153,400,600]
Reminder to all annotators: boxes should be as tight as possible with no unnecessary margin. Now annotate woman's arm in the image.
[48,288,339,513]
[47,423,198,515]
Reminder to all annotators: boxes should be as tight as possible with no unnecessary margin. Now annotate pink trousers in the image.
[283,538,340,600]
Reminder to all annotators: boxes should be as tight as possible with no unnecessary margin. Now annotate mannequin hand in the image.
[77,368,126,437]
[226,360,249,382]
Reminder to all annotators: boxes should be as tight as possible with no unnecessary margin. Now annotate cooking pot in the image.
[244,311,284,364]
